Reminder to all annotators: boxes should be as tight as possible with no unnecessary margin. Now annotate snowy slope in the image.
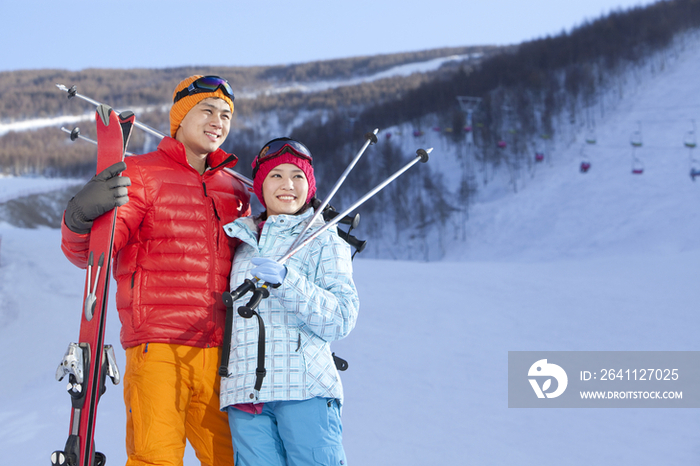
[1,38,700,466]
[0,175,84,203]
[451,39,700,262]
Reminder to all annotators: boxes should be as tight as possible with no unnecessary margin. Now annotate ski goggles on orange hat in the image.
[252,138,313,177]
[173,76,235,104]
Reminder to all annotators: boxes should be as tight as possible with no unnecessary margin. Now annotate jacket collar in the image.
[157,137,239,173]
[223,208,326,249]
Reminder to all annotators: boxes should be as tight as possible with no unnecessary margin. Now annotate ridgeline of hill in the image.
[0,46,490,121]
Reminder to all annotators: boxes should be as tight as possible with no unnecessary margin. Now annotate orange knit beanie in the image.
[169,75,235,137]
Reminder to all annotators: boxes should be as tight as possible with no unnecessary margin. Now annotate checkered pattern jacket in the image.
[219,209,359,407]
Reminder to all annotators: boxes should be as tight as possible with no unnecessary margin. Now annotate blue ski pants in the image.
[227,397,347,466]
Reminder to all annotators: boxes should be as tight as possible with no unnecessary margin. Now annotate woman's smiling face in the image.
[262,163,309,217]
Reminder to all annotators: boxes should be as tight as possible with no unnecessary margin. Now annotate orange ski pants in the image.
[123,343,234,466]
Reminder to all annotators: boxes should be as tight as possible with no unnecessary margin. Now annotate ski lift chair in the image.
[690,154,700,181]
[585,128,597,144]
[684,120,697,149]
[684,132,697,149]
[630,122,643,148]
[631,157,644,175]
[685,129,697,180]
[630,129,643,173]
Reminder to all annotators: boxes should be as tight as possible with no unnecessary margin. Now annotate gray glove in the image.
[65,161,131,234]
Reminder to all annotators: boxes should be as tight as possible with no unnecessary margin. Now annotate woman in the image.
[220,137,359,466]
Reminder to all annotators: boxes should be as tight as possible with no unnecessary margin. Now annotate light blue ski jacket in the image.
[219,209,359,408]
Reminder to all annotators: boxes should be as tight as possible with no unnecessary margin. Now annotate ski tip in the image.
[96,104,113,126]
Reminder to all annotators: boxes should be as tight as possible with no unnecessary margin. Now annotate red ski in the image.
[52,105,135,466]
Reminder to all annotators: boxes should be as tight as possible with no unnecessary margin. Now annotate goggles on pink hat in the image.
[252,138,313,178]
[252,137,317,209]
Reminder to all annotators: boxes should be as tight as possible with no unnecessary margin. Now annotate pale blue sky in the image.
[2,0,658,71]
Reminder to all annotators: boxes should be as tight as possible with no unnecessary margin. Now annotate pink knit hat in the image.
[252,138,316,209]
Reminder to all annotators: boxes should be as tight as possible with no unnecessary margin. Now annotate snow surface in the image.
[1,41,700,466]
[0,175,84,203]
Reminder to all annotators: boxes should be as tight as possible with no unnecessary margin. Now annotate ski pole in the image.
[288,129,378,253]
[61,127,135,156]
[238,147,432,315]
[56,84,254,188]
[56,84,165,139]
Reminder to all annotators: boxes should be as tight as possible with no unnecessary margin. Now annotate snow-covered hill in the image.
[0,54,477,138]
[1,35,699,466]
[452,38,700,262]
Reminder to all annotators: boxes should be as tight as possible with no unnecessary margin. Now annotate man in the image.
[61,75,250,466]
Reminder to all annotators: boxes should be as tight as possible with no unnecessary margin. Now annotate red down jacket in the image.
[61,137,251,349]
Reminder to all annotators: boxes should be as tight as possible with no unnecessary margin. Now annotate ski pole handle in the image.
[324,210,360,229]
[238,285,270,318]
[336,229,367,254]
[229,278,257,302]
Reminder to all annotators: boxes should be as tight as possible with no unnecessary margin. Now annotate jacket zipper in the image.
[202,178,219,346]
